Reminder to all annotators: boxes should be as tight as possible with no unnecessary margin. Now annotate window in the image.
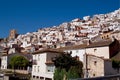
[38,66,40,72]
[94,49,97,52]
[107,35,109,38]
[2,66,4,69]
[5,57,7,60]
[46,65,55,72]
[35,55,37,59]
[70,51,72,54]
[33,75,35,78]
[34,66,36,72]
[3,57,5,60]
[40,77,44,80]
[33,55,36,60]
[76,50,79,53]
[45,78,52,80]
[36,76,39,79]
[38,54,40,61]
[93,74,95,76]
[102,37,103,39]
[94,61,97,66]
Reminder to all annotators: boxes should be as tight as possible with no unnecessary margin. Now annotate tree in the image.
[52,52,83,80]
[54,68,66,80]
[9,55,29,70]
[112,59,120,73]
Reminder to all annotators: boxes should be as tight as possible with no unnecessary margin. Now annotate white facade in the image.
[83,16,90,21]
[66,49,85,62]
[32,53,53,80]
[8,48,16,54]
[63,42,111,62]
[32,51,61,80]
[85,46,110,59]
[1,55,8,69]
[21,41,31,48]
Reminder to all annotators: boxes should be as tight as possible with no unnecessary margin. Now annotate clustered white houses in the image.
[0,9,119,52]
[0,9,120,80]
[0,38,120,80]
[30,38,119,80]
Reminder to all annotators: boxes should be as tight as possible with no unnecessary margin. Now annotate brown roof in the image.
[32,49,64,55]
[86,39,113,48]
[56,44,87,51]
[86,54,111,61]
[9,39,113,55]
[57,39,113,50]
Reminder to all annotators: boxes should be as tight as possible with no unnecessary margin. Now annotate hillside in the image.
[0,9,120,52]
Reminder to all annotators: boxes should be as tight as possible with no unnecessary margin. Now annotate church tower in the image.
[9,29,18,40]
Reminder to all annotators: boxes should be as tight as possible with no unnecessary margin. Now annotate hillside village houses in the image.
[0,9,118,50]
[0,9,120,79]
[31,38,119,80]
[0,38,120,80]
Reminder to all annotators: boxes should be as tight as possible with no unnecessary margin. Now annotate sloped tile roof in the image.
[32,49,64,55]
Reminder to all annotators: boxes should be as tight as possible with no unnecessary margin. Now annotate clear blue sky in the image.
[0,0,119,38]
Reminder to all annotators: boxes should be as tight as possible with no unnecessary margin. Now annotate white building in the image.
[85,39,119,59]
[31,49,63,80]
[58,39,119,62]
[1,54,8,69]
[58,44,86,62]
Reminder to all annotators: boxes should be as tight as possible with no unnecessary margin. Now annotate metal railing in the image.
[70,74,120,80]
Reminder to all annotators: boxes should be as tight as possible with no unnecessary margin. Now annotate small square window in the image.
[94,49,97,52]
[93,74,95,76]
[33,75,35,78]
[34,66,36,72]
[38,66,40,72]
[76,50,79,53]
[38,55,40,61]
[94,61,97,65]
[40,77,44,79]
[36,76,39,79]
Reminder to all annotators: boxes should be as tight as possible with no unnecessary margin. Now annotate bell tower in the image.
[9,29,17,40]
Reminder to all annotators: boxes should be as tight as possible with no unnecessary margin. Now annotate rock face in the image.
[1,9,120,52]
